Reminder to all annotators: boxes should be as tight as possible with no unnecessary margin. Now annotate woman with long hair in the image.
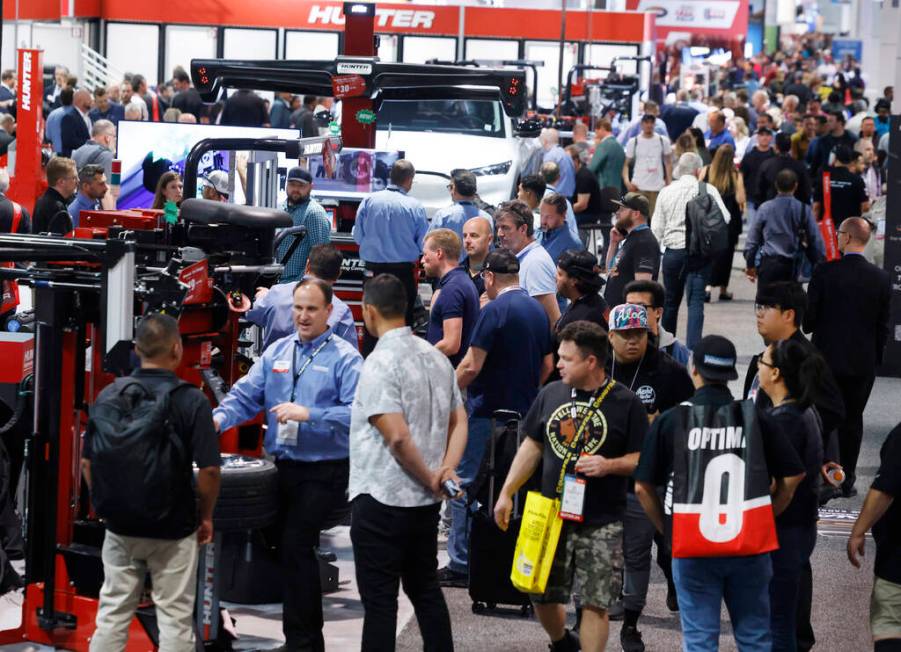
[674,131,698,160]
[688,127,711,165]
[757,339,831,652]
[700,144,745,301]
[730,117,751,162]
[152,171,183,210]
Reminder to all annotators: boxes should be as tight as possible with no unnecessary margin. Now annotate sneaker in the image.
[666,586,679,612]
[436,566,468,588]
[607,598,624,621]
[719,290,733,301]
[620,624,645,652]
[549,629,580,652]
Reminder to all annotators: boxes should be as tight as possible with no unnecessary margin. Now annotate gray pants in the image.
[89,530,199,652]
[623,492,673,613]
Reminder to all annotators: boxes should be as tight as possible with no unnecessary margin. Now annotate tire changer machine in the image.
[0,132,340,650]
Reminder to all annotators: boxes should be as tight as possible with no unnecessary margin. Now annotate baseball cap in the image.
[287,166,313,184]
[482,250,520,274]
[756,126,773,136]
[875,99,891,112]
[608,304,648,332]
[611,192,650,219]
[691,335,739,382]
[557,249,605,289]
[202,170,229,196]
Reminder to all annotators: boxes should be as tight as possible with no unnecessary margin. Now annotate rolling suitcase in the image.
[466,410,535,616]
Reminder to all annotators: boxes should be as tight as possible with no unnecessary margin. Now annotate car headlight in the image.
[469,161,512,177]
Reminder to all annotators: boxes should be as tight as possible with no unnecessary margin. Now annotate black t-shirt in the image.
[83,368,221,539]
[871,423,901,583]
[608,345,694,418]
[572,166,603,224]
[459,257,485,296]
[635,385,805,515]
[813,166,868,226]
[758,155,812,205]
[171,88,204,120]
[220,90,269,128]
[603,226,660,307]
[523,379,648,526]
[741,147,777,205]
[767,403,823,528]
[556,291,608,333]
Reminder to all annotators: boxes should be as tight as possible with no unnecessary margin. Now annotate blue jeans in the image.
[673,554,773,652]
[770,524,817,652]
[447,416,493,574]
[661,248,710,351]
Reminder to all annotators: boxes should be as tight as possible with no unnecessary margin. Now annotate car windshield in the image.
[376,99,505,138]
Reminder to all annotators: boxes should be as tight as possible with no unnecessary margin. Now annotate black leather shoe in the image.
[436,566,468,588]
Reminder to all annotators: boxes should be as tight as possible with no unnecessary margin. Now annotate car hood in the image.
[375,130,518,175]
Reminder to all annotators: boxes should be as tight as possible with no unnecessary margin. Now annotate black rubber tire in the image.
[197,455,278,531]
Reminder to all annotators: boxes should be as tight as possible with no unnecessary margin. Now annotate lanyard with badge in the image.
[274,335,332,446]
[556,379,615,522]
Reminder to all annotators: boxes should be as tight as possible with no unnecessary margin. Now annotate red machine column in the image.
[8,49,44,213]
[341,1,376,149]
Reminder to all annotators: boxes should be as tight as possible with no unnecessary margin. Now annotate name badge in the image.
[559,474,586,523]
[273,360,291,373]
[276,420,299,446]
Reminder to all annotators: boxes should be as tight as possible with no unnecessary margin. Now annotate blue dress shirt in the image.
[542,146,576,197]
[429,201,493,261]
[543,185,580,240]
[246,281,359,352]
[352,185,429,263]
[538,225,584,265]
[213,328,362,462]
[67,192,99,228]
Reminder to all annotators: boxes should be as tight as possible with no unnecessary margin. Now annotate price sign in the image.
[332,74,367,99]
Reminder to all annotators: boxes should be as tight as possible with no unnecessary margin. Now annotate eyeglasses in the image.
[754,303,777,314]
[757,358,776,369]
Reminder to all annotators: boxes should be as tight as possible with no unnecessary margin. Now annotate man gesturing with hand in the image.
[213,278,362,652]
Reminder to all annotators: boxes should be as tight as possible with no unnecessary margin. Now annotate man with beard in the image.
[604,193,660,307]
[459,216,492,297]
[276,167,331,283]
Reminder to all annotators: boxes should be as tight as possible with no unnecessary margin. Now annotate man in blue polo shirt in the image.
[67,164,108,228]
[440,250,554,587]
[422,229,479,368]
[495,199,560,329]
[429,169,492,258]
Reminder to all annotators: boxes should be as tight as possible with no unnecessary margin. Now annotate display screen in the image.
[115,121,402,209]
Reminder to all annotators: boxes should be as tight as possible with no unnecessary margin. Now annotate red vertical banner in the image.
[8,49,45,213]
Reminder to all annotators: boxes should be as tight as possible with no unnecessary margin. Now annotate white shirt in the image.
[651,175,730,250]
[76,106,91,132]
[129,94,149,121]
[625,132,673,192]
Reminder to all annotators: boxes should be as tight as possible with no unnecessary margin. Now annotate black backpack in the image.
[686,182,730,259]
[87,377,191,531]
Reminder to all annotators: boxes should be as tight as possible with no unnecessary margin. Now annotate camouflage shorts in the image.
[532,520,624,610]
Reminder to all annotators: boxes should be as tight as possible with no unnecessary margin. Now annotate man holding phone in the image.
[603,193,661,307]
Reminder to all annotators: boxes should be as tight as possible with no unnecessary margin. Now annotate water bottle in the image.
[826,466,845,487]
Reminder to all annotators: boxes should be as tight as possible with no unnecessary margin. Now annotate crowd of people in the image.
[1,32,899,652]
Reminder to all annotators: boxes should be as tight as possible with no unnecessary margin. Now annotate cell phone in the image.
[616,226,628,236]
[442,479,461,497]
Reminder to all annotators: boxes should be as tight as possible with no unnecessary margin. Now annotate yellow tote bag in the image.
[510,491,564,594]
